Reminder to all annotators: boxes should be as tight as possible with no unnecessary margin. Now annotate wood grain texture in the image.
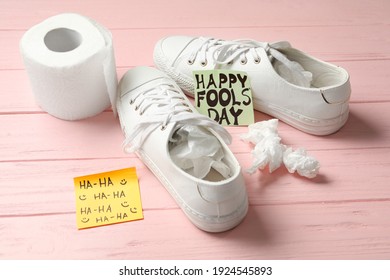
[3,25,390,69]
[1,0,389,260]
[1,202,389,259]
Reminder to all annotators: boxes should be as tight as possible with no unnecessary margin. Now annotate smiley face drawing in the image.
[81,217,90,223]
[120,179,127,185]
[130,207,137,214]
[79,195,87,201]
[121,201,130,208]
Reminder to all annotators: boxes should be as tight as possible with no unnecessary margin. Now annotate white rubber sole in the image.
[253,99,350,136]
[137,149,248,233]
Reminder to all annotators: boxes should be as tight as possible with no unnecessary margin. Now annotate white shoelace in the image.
[123,81,232,153]
[187,37,312,87]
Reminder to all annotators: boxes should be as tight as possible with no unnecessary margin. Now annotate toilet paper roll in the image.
[20,13,118,120]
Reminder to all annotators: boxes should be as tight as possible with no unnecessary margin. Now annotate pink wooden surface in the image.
[1,0,390,259]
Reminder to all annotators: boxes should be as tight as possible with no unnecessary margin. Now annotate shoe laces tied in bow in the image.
[123,79,232,153]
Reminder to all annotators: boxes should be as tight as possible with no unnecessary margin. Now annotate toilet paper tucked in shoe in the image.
[20,13,118,120]
[169,125,231,179]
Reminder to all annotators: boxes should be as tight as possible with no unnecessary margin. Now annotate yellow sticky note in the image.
[73,167,143,229]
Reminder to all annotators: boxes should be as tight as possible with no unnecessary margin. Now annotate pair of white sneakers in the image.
[116,36,351,232]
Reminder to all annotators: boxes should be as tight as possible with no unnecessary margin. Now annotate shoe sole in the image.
[137,149,249,233]
[154,47,349,136]
[253,99,350,135]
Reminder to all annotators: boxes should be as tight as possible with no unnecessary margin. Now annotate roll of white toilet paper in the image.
[20,13,118,120]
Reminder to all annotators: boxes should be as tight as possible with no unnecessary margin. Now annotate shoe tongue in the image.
[168,125,231,180]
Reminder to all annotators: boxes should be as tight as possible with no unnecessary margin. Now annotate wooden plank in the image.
[0,103,389,162]
[3,24,390,70]
[1,0,389,30]
[1,147,389,216]
[240,148,390,205]
[346,60,390,103]
[1,201,389,259]
[0,158,178,216]
[0,59,387,114]
[1,0,390,262]
[0,112,125,161]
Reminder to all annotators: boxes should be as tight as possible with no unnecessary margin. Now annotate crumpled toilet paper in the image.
[20,13,118,120]
[274,60,313,88]
[241,119,283,173]
[169,125,231,179]
[241,119,320,178]
[283,147,320,179]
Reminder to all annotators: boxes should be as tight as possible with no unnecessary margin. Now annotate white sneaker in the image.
[154,36,351,135]
[116,66,248,232]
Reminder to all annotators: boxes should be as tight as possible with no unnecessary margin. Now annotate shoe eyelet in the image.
[135,105,139,111]
[139,111,144,116]
[240,59,247,65]
[254,58,261,64]
[129,99,134,105]
[187,59,194,65]
[186,109,193,113]
[201,60,207,67]
[161,125,167,131]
